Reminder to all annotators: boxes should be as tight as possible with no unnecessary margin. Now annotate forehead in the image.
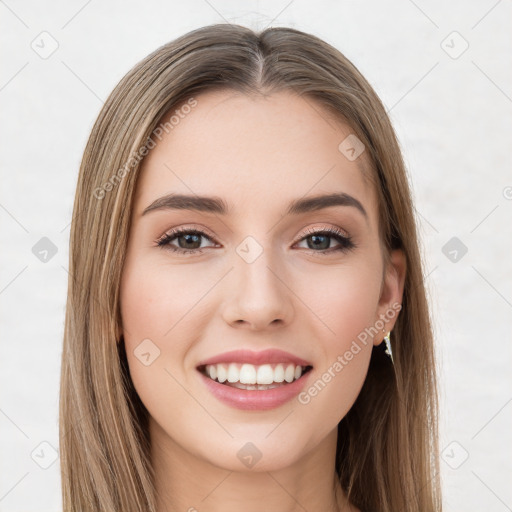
[134,89,377,222]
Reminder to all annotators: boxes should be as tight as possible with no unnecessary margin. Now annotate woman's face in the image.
[119,89,404,472]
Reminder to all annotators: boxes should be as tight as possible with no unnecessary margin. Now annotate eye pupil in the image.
[179,233,201,249]
[309,234,329,250]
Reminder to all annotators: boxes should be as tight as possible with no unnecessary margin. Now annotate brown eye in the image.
[157,228,217,254]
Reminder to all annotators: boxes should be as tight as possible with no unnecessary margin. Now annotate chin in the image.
[195,431,314,473]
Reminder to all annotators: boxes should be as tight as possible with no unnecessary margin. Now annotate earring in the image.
[383,331,394,364]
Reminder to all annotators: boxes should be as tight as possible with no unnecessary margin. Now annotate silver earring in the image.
[384,331,394,364]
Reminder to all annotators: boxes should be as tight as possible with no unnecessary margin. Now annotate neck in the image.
[150,419,357,512]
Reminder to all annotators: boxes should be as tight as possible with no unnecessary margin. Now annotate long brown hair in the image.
[60,23,441,511]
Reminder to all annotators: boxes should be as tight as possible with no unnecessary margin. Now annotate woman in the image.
[60,23,441,511]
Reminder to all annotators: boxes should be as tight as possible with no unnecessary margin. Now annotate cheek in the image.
[119,257,209,407]
[291,260,382,427]
[294,254,383,346]
[120,256,216,353]
[296,346,371,442]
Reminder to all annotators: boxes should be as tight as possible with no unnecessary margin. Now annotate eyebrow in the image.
[141,192,368,220]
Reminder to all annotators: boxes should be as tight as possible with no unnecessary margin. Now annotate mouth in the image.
[197,362,313,390]
[195,349,314,410]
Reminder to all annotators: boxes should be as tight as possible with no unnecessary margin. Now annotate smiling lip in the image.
[196,349,313,411]
[198,370,312,410]
[196,349,312,367]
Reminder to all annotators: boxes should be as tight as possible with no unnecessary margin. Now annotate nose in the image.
[221,247,295,331]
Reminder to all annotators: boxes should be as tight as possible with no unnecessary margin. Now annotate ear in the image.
[373,248,406,346]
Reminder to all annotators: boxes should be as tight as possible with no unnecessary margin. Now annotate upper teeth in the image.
[205,363,305,384]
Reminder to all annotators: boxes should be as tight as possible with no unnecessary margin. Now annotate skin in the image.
[119,89,406,512]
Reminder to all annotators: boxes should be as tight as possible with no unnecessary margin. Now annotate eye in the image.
[294,226,355,255]
[156,226,355,256]
[156,227,218,255]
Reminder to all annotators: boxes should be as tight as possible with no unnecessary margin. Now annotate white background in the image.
[1,1,511,510]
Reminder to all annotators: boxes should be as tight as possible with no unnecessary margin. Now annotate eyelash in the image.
[156,226,355,256]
